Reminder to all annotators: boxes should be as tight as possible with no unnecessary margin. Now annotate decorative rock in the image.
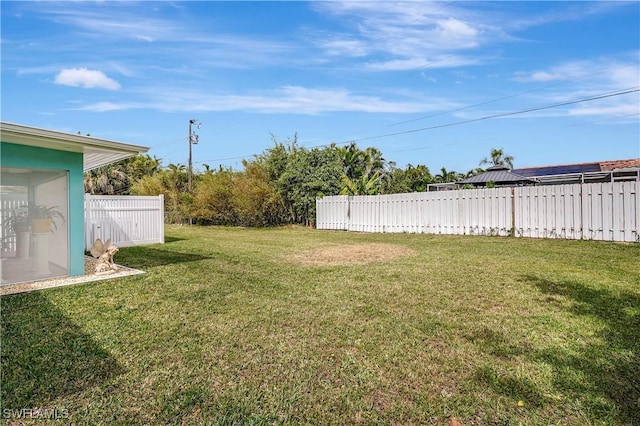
[90,238,120,275]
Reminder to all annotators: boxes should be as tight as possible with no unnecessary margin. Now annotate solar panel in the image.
[513,163,600,177]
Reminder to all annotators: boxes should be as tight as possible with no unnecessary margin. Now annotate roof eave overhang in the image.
[1,122,149,172]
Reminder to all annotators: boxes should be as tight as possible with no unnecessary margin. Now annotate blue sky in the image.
[2,1,639,173]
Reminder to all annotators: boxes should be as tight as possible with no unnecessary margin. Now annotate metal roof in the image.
[458,165,535,185]
[0,122,149,172]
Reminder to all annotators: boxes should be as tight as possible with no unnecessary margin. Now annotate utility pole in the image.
[188,119,201,192]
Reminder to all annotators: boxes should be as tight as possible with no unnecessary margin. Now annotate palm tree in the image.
[202,163,214,175]
[465,167,485,178]
[165,163,189,192]
[338,143,366,179]
[434,167,459,183]
[340,166,382,195]
[480,148,514,169]
[338,143,390,195]
[84,154,161,195]
[363,147,386,174]
[123,154,161,182]
[84,164,129,195]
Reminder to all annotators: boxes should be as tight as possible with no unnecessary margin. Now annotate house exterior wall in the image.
[0,142,85,277]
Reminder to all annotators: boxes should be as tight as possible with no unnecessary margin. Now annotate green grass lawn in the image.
[2,226,639,425]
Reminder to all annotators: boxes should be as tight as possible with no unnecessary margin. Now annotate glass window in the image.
[1,168,69,285]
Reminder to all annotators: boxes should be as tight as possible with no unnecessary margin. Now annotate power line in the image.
[152,136,188,149]
[392,141,465,154]
[195,86,639,163]
[390,62,640,127]
[318,86,640,146]
[309,62,640,150]
[293,63,639,150]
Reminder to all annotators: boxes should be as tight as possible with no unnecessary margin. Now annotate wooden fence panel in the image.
[84,194,165,250]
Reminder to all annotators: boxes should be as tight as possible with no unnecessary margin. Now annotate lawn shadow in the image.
[523,274,640,424]
[117,246,211,269]
[0,292,124,410]
[466,326,547,408]
[164,236,186,243]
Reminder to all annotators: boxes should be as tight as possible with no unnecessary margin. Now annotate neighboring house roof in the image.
[600,159,640,171]
[512,158,640,177]
[0,121,149,172]
[457,165,535,185]
[513,162,601,177]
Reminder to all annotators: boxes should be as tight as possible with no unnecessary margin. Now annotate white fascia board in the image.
[1,122,149,171]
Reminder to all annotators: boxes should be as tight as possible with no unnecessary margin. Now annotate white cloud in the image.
[512,57,640,85]
[76,85,457,115]
[135,35,154,43]
[512,62,595,83]
[79,101,126,112]
[311,2,500,71]
[162,85,449,114]
[437,18,479,41]
[55,68,121,90]
[527,71,556,82]
[312,2,636,74]
[568,104,640,117]
[38,5,294,70]
[320,39,368,57]
[365,55,479,71]
[43,8,179,43]
[509,57,640,120]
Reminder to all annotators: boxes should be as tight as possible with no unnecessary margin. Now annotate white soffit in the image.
[0,122,149,172]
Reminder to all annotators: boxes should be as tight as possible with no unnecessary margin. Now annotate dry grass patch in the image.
[287,242,415,266]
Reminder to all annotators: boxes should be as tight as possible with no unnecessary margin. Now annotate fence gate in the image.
[84,194,164,250]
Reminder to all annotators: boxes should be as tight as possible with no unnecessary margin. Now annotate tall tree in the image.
[275,146,343,225]
[191,167,237,225]
[122,154,161,182]
[337,143,388,195]
[338,142,364,180]
[84,154,161,195]
[480,148,514,169]
[434,167,460,183]
[339,144,388,177]
[131,163,191,224]
[232,160,288,226]
[84,164,129,195]
[385,164,433,193]
[463,167,485,180]
[340,166,381,196]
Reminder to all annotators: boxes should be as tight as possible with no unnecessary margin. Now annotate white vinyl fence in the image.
[317,182,639,243]
[0,193,28,253]
[84,194,165,250]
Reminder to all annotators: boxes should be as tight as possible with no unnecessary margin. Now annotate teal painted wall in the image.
[0,142,84,277]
